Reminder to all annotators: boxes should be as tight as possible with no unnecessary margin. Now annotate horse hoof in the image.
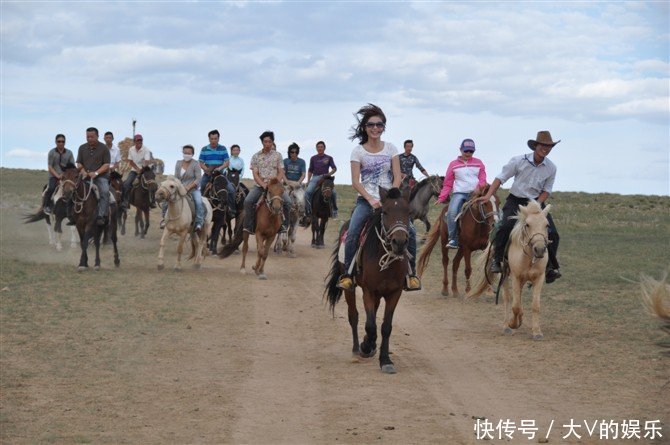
[94,266,100,271]
[533,334,544,341]
[77,266,88,273]
[380,364,397,374]
[504,326,514,334]
[173,266,182,272]
[240,268,246,275]
[114,260,120,267]
[441,290,449,297]
[193,263,201,270]
[157,264,164,270]
[289,252,297,258]
[359,347,377,358]
[258,274,267,280]
[56,245,63,252]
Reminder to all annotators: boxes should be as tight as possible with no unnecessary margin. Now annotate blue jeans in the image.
[202,172,237,212]
[445,192,470,242]
[162,189,205,227]
[94,177,109,218]
[343,197,417,275]
[305,175,337,215]
[122,170,138,205]
[243,185,290,232]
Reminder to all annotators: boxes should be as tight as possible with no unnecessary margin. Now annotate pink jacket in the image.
[437,156,487,203]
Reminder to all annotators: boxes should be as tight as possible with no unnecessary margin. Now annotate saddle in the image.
[338,219,374,275]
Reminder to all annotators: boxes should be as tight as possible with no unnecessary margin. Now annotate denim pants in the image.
[343,197,417,275]
[94,177,109,218]
[445,192,470,242]
[44,175,59,206]
[122,170,138,203]
[305,175,338,215]
[161,189,205,226]
[202,172,237,212]
[243,185,290,232]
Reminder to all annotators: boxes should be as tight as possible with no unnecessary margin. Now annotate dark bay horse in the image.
[105,171,124,245]
[310,175,335,248]
[60,169,120,271]
[417,185,500,297]
[407,175,444,234]
[123,166,157,238]
[325,187,411,374]
[223,168,248,245]
[205,170,230,255]
[219,179,284,279]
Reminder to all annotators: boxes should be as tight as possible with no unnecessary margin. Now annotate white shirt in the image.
[108,144,121,168]
[350,142,398,200]
[128,145,151,170]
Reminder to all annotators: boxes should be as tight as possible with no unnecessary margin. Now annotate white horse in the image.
[155,176,213,270]
[469,200,552,340]
[274,181,305,258]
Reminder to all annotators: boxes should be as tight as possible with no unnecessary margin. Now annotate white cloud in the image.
[3,148,45,161]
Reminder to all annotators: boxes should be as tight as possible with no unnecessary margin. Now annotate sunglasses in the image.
[463,149,475,154]
[365,122,385,129]
[135,139,143,142]
[56,140,65,143]
[289,151,297,154]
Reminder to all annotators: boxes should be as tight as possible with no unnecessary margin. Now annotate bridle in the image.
[157,182,185,222]
[265,188,284,215]
[520,224,551,262]
[428,175,442,195]
[140,172,157,190]
[319,181,333,203]
[65,176,94,214]
[209,176,229,212]
[468,196,500,226]
[375,207,410,271]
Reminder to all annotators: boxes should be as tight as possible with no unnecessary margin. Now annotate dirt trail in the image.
[2,210,668,444]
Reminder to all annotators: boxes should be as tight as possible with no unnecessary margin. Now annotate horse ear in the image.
[542,204,552,215]
[378,186,388,202]
[518,203,529,218]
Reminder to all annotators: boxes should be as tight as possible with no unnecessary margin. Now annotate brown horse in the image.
[123,166,157,238]
[325,187,411,374]
[310,175,334,248]
[222,168,248,245]
[219,179,284,279]
[418,185,500,297]
[105,171,124,245]
[60,169,120,271]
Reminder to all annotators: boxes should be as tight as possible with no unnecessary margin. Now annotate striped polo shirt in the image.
[199,144,229,167]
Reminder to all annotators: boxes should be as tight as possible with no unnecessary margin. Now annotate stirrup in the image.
[404,275,422,291]
[336,275,355,291]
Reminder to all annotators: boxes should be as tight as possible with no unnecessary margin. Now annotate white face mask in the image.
[183,154,193,161]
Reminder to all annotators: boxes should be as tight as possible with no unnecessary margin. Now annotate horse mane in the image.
[268,178,280,186]
[409,177,431,201]
[385,187,402,200]
[509,200,543,244]
[361,208,384,255]
[63,163,77,171]
[317,175,334,187]
[110,171,122,180]
[141,166,152,173]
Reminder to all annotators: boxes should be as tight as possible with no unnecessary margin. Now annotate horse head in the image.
[319,175,335,202]
[59,164,80,200]
[428,175,444,196]
[286,181,306,215]
[225,168,241,187]
[378,186,410,256]
[156,176,186,203]
[514,200,551,260]
[266,178,284,214]
[211,174,229,208]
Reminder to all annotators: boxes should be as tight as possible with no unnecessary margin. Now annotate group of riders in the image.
[41,105,562,287]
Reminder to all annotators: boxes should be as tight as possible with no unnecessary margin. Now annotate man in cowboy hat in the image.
[477,131,561,283]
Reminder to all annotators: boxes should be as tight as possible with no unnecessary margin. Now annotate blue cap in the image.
[460,139,475,151]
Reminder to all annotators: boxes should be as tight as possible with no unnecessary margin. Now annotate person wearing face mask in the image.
[435,139,488,249]
[160,145,205,234]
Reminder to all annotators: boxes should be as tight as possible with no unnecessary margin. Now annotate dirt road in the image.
[2,207,668,444]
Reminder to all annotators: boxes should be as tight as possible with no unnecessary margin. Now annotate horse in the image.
[325,187,411,374]
[417,185,500,297]
[218,178,284,280]
[639,272,670,357]
[274,181,305,257]
[60,170,120,271]
[407,175,444,234]
[155,176,213,270]
[221,168,248,245]
[310,175,335,249]
[204,170,230,255]
[468,200,552,340]
[105,171,124,245]
[123,166,157,238]
[23,165,78,251]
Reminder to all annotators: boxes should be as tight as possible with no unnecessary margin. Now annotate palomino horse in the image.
[123,166,157,238]
[274,181,305,257]
[310,175,335,248]
[407,175,444,234]
[219,178,284,279]
[222,168,248,245]
[205,170,230,255]
[60,170,120,271]
[155,176,213,270]
[417,186,500,297]
[325,187,411,374]
[469,200,552,340]
[23,164,78,251]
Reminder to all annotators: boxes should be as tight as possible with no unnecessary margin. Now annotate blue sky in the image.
[2,1,668,195]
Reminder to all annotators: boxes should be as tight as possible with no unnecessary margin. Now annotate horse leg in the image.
[70,226,78,249]
[175,233,186,271]
[46,219,57,247]
[240,233,249,274]
[78,227,89,271]
[379,290,402,373]
[530,276,545,340]
[423,216,431,234]
[157,226,170,270]
[344,289,359,355]
[502,279,513,333]
[143,208,150,236]
[318,217,327,247]
[463,248,475,294]
[507,276,524,330]
[311,215,317,247]
[134,209,140,237]
[111,221,120,267]
[359,290,378,358]
[120,209,126,235]
[259,235,274,278]
[440,244,450,296]
[93,227,102,270]
[451,248,464,297]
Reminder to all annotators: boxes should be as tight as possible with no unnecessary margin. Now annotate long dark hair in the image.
[349,103,386,145]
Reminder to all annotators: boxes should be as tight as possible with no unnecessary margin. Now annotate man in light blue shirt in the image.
[227,144,245,178]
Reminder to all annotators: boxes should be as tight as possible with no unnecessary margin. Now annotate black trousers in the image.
[43,176,59,207]
[493,194,560,270]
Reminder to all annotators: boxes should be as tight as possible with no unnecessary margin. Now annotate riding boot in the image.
[42,194,52,215]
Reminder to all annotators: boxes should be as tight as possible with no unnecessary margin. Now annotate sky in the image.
[1,1,668,196]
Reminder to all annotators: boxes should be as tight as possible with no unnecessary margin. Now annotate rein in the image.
[140,173,157,190]
[467,196,500,226]
[375,220,410,271]
[520,226,551,262]
[160,185,185,222]
[71,178,94,214]
[264,190,284,215]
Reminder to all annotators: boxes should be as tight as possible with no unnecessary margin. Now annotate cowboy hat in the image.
[528,131,560,150]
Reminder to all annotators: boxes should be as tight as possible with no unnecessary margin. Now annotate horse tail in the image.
[324,221,347,313]
[218,210,245,258]
[640,272,670,356]
[23,209,48,224]
[417,213,442,277]
[468,242,494,298]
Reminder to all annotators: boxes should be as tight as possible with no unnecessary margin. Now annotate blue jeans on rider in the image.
[161,189,205,227]
[343,197,417,276]
[445,192,471,242]
[94,176,110,219]
[304,175,338,216]
[202,172,237,212]
[243,185,291,232]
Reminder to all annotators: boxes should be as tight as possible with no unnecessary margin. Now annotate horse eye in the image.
[525,223,529,228]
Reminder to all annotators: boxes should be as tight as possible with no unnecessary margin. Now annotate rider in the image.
[283,143,306,185]
[436,139,487,249]
[242,131,291,235]
[337,104,422,292]
[477,131,562,283]
[399,139,430,188]
[121,134,152,210]
[75,127,111,226]
[104,131,121,173]
[43,134,75,215]
[199,129,237,214]
[161,145,205,234]
[227,144,245,178]
[304,141,338,219]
